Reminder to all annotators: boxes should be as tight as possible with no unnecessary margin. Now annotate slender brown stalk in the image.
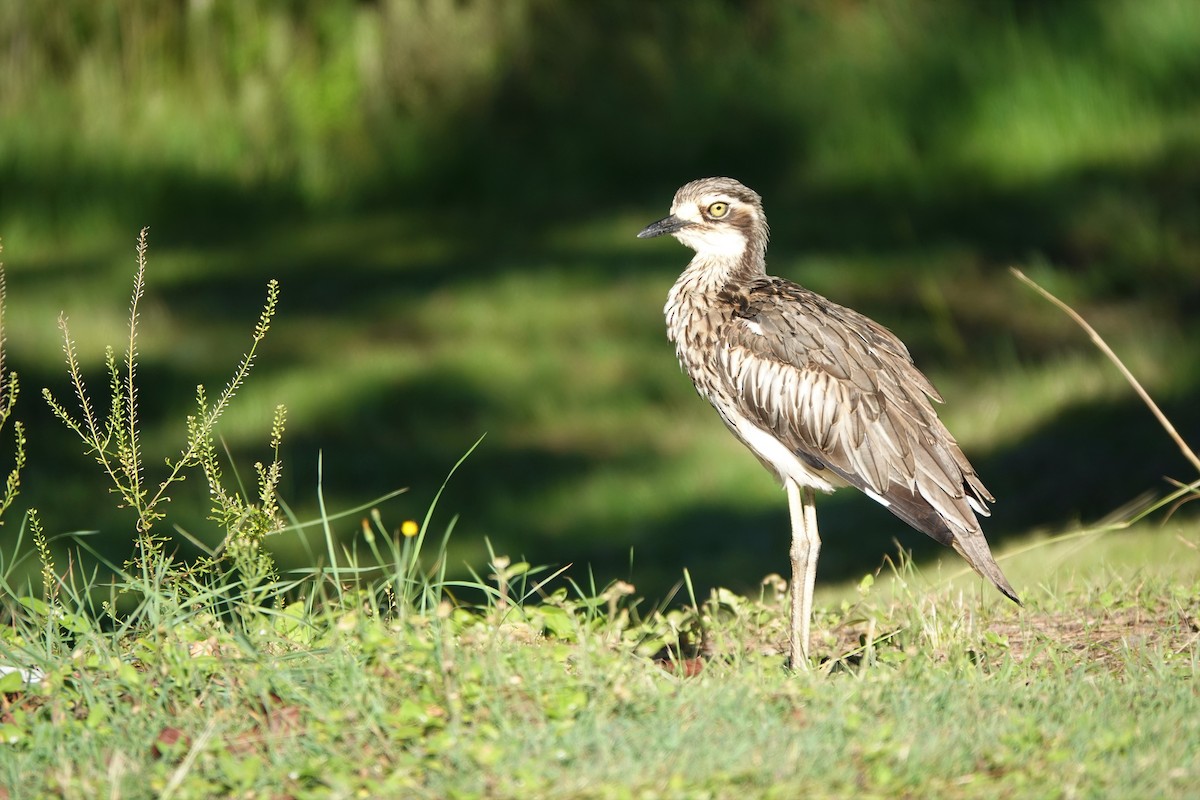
[1011,267,1200,476]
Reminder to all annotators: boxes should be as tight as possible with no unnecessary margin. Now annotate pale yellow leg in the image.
[785,480,821,670]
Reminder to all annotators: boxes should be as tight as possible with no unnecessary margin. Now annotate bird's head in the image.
[637,177,768,262]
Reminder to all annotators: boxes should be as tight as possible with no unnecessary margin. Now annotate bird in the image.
[637,177,1018,669]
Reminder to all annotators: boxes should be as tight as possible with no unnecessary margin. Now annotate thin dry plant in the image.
[1011,267,1200,512]
[1011,268,1200,476]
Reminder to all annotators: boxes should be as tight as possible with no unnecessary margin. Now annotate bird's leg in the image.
[785,480,821,670]
[801,486,820,651]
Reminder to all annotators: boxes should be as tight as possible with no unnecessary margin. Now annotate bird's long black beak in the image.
[637,215,692,239]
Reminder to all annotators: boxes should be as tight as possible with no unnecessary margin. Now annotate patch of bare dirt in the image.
[991,603,1200,670]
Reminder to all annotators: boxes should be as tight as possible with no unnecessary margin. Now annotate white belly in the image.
[723,406,845,494]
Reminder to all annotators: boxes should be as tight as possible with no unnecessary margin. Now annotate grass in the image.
[2,530,1197,798]
[0,249,1198,798]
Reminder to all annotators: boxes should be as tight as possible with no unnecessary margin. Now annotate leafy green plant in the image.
[42,228,284,587]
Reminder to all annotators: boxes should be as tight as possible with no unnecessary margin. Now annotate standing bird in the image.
[638,177,1018,669]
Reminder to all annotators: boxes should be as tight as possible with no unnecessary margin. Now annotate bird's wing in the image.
[717,278,1017,601]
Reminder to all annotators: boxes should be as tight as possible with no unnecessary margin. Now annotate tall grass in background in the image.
[0,0,526,215]
[3,1,1199,237]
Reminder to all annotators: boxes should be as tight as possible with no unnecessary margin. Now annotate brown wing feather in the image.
[718,277,1017,602]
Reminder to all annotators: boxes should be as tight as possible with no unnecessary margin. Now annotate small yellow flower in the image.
[400,520,420,538]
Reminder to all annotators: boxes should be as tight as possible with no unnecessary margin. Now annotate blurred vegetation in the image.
[0,0,1198,600]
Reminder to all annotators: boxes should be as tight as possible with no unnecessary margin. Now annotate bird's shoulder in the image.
[717,276,937,400]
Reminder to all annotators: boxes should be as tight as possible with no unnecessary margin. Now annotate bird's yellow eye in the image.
[707,202,729,218]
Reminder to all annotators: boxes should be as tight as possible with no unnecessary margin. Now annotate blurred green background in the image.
[1,0,1198,600]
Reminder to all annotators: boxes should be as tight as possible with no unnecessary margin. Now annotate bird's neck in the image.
[665,250,765,348]
[673,248,766,296]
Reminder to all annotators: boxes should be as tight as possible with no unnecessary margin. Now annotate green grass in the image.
[2,515,1198,798]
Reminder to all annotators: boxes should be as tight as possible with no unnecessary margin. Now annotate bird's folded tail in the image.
[951,533,1020,605]
[816,460,1021,605]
